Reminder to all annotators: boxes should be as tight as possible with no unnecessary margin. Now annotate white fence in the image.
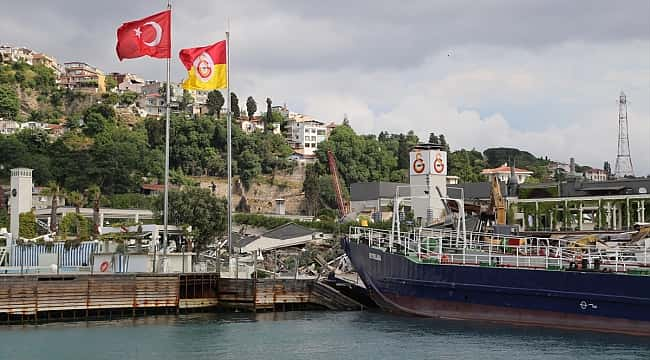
[349,226,650,272]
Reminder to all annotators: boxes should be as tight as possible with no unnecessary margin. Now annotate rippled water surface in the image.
[1,311,649,360]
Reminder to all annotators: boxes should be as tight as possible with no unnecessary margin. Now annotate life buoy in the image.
[441,255,450,264]
[99,260,110,272]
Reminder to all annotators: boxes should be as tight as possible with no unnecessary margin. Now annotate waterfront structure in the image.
[614,92,634,178]
[481,163,533,184]
[33,207,154,227]
[511,178,650,231]
[8,168,33,244]
[60,62,106,93]
[238,223,321,253]
[350,181,408,221]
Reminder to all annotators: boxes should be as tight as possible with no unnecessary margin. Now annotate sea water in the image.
[0,311,648,360]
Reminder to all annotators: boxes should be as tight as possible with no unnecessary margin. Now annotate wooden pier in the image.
[0,273,362,324]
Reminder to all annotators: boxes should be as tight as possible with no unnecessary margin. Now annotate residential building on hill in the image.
[481,163,533,184]
[60,62,106,93]
[109,72,145,93]
[286,113,328,156]
[32,52,62,77]
[584,168,608,182]
[0,45,33,64]
[0,120,20,134]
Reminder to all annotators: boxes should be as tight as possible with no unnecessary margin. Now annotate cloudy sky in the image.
[2,1,649,174]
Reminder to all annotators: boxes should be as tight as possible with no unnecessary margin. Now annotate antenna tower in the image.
[614,91,634,178]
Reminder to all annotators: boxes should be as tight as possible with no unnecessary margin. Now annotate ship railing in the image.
[349,226,650,273]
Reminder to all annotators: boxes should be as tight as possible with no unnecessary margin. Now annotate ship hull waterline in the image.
[343,238,650,336]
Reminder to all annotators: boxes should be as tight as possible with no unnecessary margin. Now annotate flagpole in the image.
[162,0,172,272]
[226,28,233,256]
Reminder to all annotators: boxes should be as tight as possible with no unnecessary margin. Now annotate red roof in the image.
[481,165,533,175]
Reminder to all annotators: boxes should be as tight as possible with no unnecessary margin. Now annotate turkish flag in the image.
[116,10,171,60]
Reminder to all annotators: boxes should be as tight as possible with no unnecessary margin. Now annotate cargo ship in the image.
[343,224,650,336]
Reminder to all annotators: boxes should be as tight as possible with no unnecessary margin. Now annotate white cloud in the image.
[235,41,650,174]
[1,1,649,175]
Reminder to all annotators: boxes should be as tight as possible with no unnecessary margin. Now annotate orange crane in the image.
[490,176,506,225]
[327,150,348,218]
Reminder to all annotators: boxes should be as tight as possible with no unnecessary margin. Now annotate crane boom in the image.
[491,176,506,225]
[327,150,348,218]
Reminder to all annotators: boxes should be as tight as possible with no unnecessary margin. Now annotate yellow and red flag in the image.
[179,41,227,90]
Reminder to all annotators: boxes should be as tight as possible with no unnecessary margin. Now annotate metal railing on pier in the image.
[349,227,649,273]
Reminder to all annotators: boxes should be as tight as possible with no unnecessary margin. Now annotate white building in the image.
[584,168,608,182]
[116,73,145,93]
[0,120,20,135]
[0,45,34,64]
[481,163,534,184]
[286,114,328,156]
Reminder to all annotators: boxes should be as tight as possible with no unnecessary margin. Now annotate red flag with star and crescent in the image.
[116,10,171,60]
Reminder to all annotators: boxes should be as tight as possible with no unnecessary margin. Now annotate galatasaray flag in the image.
[179,41,227,90]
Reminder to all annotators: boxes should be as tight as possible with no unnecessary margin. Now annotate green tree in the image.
[118,91,138,106]
[153,187,227,251]
[264,97,272,130]
[0,84,20,120]
[14,71,25,84]
[82,104,116,136]
[206,90,224,117]
[32,64,56,92]
[246,96,257,120]
[448,149,486,182]
[41,181,62,232]
[144,117,165,148]
[170,114,217,176]
[230,92,240,118]
[19,211,38,239]
[180,89,194,111]
[439,134,450,151]
[303,164,321,216]
[603,161,611,177]
[86,185,102,237]
[238,149,261,190]
[0,208,8,230]
[105,76,118,91]
[158,83,174,99]
[90,126,163,193]
[66,191,85,238]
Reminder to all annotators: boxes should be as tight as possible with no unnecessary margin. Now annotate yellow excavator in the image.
[490,177,506,225]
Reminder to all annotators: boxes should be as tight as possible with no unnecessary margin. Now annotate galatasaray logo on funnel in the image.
[433,153,445,174]
[412,152,426,174]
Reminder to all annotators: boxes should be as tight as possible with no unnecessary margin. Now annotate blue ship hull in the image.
[343,238,650,336]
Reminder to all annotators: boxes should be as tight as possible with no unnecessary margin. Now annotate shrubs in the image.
[59,213,90,241]
[19,211,38,239]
